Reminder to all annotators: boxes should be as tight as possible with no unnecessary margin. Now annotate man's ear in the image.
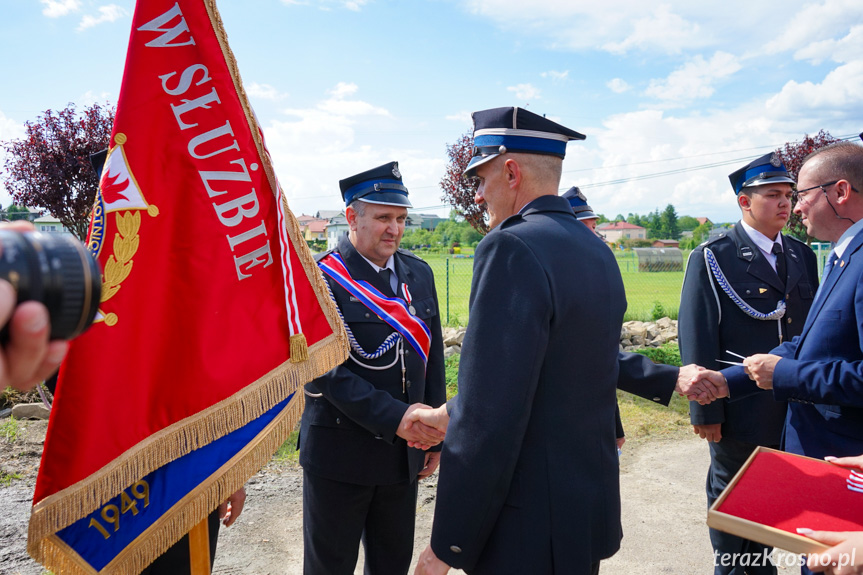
[346,206,358,231]
[738,193,751,211]
[503,158,521,189]
[835,180,854,205]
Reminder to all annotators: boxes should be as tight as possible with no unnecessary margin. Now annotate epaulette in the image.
[314,248,335,263]
[784,234,809,247]
[397,247,423,261]
[702,232,730,247]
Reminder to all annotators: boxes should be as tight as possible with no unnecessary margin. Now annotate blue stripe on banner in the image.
[473,134,566,156]
[55,394,294,571]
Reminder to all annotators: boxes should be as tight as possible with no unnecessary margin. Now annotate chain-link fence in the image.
[425,244,833,326]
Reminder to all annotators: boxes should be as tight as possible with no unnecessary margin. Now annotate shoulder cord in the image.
[305,276,407,398]
[704,247,785,342]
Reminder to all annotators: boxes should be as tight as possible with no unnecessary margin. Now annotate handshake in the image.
[395,363,729,451]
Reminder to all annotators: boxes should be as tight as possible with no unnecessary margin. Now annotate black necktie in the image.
[772,242,787,287]
[378,268,393,294]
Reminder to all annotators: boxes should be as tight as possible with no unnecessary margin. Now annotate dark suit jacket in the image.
[679,223,817,445]
[299,235,446,485]
[431,195,630,574]
[728,226,863,459]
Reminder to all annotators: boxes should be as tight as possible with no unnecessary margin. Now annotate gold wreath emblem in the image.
[99,211,141,326]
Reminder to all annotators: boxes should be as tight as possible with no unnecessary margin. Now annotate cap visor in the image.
[356,193,412,208]
[744,175,796,188]
[463,153,499,178]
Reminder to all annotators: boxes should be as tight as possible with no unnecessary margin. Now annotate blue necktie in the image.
[812,250,838,306]
[822,250,838,284]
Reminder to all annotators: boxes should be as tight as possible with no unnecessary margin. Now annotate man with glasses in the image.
[679,152,819,574]
[733,142,863,470]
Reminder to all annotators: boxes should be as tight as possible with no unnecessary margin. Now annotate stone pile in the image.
[441,317,678,358]
[619,317,678,352]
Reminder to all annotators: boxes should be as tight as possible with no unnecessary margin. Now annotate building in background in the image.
[596,221,647,243]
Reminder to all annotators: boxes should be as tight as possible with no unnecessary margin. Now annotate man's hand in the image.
[398,404,446,450]
[616,436,626,451]
[218,487,246,527]
[414,544,450,575]
[693,424,722,443]
[418,451,441,480]
[0,280,68,392]
[799,529,863,574]
[405,404,450,449]
[676,364,728,404]
[743,354,781,390]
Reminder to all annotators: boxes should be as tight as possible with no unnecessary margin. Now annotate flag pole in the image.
[189,518,211,575]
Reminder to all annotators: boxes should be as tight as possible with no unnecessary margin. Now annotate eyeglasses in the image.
[793,180,861,205]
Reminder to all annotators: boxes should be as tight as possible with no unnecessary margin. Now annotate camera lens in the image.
[0,230,102,340]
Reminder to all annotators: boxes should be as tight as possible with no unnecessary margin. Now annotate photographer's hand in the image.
[0,279,68,392]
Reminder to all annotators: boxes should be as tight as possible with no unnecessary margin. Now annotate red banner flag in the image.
[27,1,347,573]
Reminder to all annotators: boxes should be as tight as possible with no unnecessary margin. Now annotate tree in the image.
[776,130,841,242]
[2,102,115,240]
[5,204,31,221]
[659,204,680,239]
[440,131,487,234]
[678,215,700,232]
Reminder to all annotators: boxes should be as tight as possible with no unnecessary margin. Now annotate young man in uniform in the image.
[679,153,818,574]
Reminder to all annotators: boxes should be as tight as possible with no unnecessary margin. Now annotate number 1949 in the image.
[88,479,150,540]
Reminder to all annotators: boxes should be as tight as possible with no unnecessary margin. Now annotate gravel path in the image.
[1,422,800,574]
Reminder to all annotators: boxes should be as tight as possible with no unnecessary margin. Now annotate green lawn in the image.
[415,249,688,325]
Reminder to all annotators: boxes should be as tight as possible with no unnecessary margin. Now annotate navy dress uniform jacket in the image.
[727,227,863,459]
[680,224,818,446]
[299,234,446,485]
[430,195,670,574]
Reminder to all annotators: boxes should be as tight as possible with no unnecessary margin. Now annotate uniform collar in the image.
[518,194,574,217]
[739,220,782,258]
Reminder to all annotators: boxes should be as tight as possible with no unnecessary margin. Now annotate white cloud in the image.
[279,0,370,10]
[460,0,715,55]
[764,0,863,63]
[607,78,631,93]
[506,83,541,101]
[77,4,127,31]
[445,111,473,125]
[252,84,450,216]
[565,102,815,222]
[541,70,569,82]
[792,25,863,65]
[644,51,741,106]
[80,90,114,106]
[246,83,287,101]
[765,60,863,125]
[602,4,703,55]
[41,0,80,18]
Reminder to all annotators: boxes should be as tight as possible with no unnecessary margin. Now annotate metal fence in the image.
[427,245,833,326]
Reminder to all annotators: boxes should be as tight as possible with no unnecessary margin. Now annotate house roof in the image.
[696,217,712,225]
[597,221,645,230]
[652,239,679,245]
[307,220,327,233]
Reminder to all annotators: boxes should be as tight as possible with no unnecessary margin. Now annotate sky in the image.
[1,0,862,223]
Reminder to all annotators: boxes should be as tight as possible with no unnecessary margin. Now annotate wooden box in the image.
[707,446,863,554]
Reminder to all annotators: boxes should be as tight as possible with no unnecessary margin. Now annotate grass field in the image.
[418,249,689,325]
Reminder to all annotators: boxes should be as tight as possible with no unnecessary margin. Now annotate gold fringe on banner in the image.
[27,0,350,572]
[290,333,310,363]
[28,334,345,550]
[32,391,305,575]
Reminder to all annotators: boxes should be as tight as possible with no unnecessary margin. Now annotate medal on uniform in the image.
[402,283,416,315]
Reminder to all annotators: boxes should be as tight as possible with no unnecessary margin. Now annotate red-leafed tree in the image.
[776,130,841,242]
[440,131,487,234]
[2,102,115,240]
